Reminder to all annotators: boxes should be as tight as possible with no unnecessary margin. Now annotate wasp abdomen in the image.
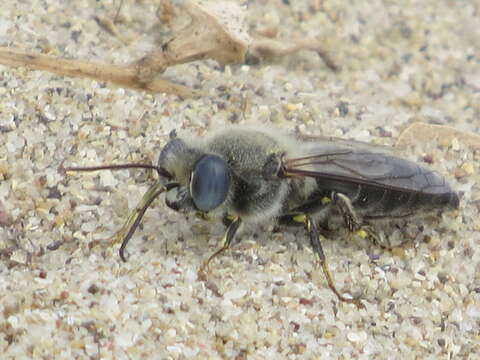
[352,183,459,220]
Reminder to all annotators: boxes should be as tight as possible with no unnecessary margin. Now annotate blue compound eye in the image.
[190,155,231,212]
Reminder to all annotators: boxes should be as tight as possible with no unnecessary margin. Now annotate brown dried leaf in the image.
[135,0,251,82]
[396,122,480,150]
[136,1,338,81]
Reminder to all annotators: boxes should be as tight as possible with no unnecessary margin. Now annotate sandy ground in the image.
[0,0,479,359]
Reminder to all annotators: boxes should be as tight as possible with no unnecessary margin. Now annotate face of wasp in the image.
[157,133,232,214]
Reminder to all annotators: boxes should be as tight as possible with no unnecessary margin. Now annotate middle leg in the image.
[198,216,243,278]
[278,213,363,307]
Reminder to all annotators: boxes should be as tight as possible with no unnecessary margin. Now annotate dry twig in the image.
[0,46,200,97]
[0,0,338,96]
[136,1,339,80]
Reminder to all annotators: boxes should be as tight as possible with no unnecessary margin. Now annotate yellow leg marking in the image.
[321,196,332,205]
[225,214,236,222]
[352,225,383,247]
[354,228,369,239]
[293,214,307,223]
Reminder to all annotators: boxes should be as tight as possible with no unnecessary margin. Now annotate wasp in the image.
[67,125,459,305]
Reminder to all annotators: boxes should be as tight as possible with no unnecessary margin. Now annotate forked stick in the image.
[0,46,200,97]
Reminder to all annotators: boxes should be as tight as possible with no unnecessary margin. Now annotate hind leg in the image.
[332,192,385,246]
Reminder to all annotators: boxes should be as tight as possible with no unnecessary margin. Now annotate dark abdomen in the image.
[349,182,459,219]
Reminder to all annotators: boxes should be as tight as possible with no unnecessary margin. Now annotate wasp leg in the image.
[107,182,165,261]
[198,217,243,278]
[333,192,384,246]
[354,224,387,248]
[222,213,236,227]
[332,192,362,232]
[280,213,363,307]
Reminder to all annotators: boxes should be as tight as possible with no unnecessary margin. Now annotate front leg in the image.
[109,182,167,262]
[198,216,243,278]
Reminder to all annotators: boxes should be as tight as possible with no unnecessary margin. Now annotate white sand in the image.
[0,0,478,359]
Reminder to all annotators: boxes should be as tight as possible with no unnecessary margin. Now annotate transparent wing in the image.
[282,140,450,195]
